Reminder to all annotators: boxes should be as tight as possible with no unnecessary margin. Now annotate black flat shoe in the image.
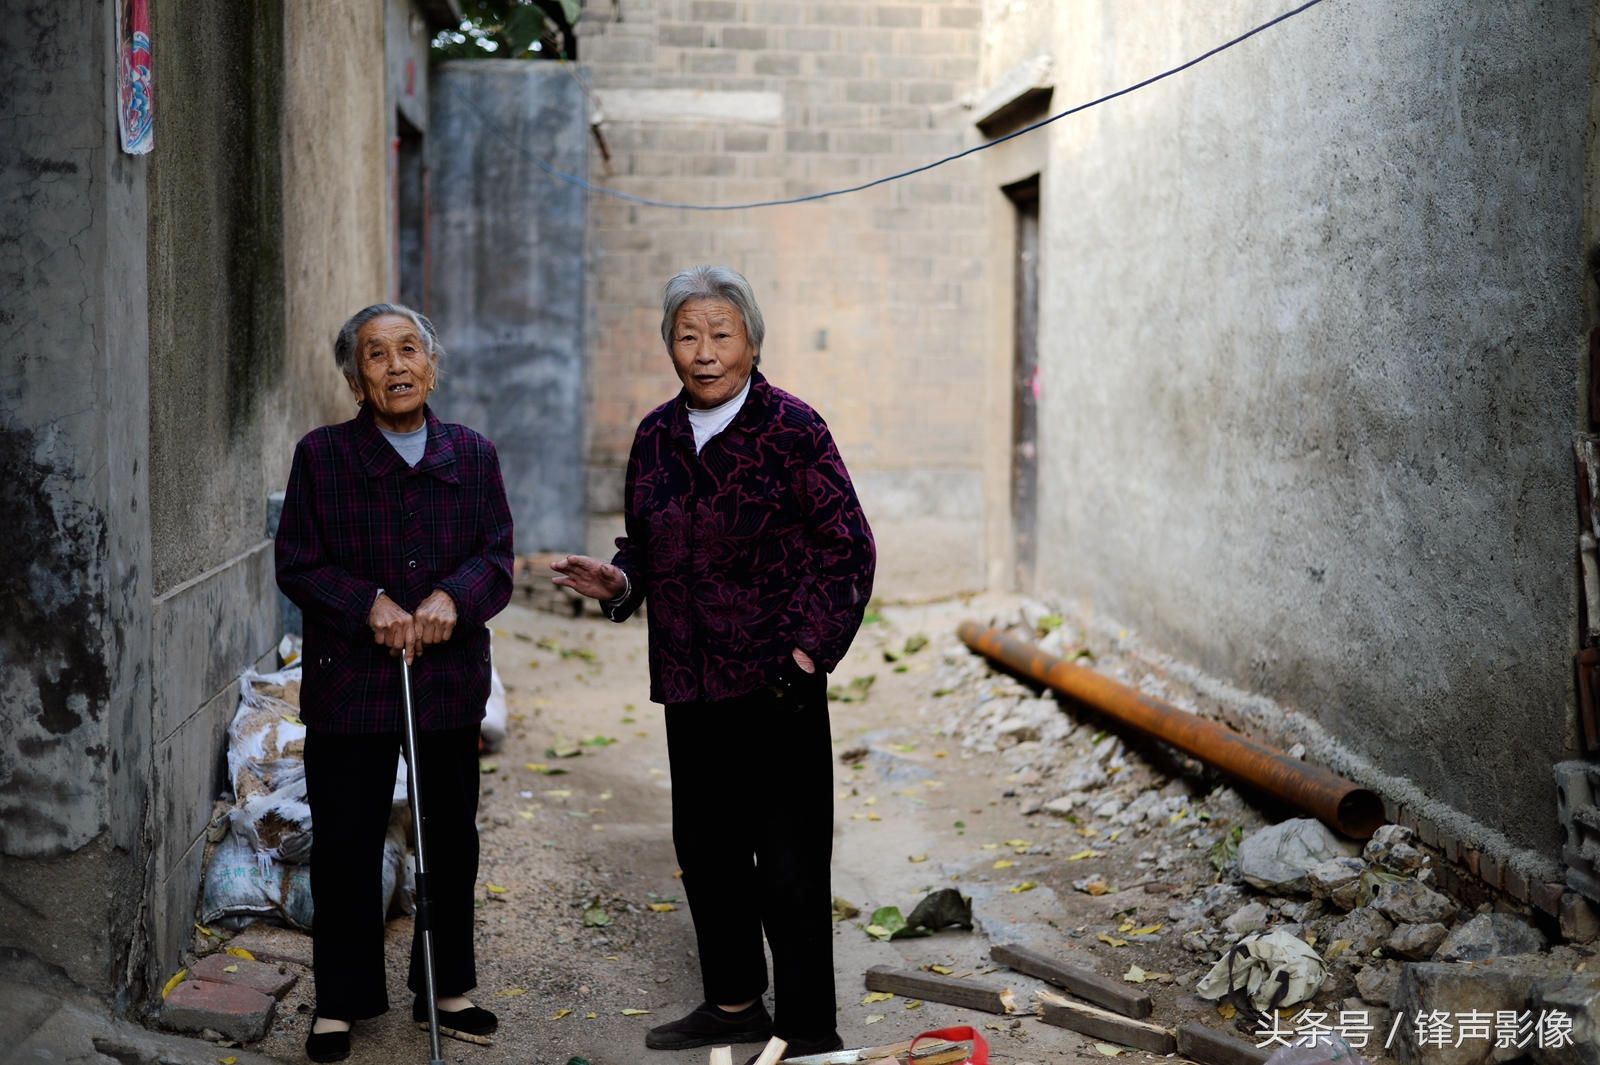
[412,998,499,1045]
[305,1021,351,1063]
[743,1032,844,1064]
[645,1001,774,1051]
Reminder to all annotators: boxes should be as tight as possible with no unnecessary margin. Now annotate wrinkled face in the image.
[670,298,757,409]
[350,313,435,432]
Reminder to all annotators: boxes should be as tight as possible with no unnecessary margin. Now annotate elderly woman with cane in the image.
[276,303,513,1063]
[554,266,876,1062]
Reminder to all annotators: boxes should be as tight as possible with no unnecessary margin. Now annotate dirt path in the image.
[255,594,1368,1065]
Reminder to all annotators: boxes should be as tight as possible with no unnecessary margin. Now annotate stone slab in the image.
[161,978,276,1043]
[190,953,299,999]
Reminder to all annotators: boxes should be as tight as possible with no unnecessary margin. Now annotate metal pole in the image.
[400,657,447,1065]
[957,621,1385,839]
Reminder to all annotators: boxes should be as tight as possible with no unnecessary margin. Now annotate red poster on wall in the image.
[117,0,152,154]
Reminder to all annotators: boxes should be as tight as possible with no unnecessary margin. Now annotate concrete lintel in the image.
[596,88,784,126]
[970,54,1054,134]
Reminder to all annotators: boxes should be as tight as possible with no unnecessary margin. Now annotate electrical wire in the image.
[510,0,1331,211]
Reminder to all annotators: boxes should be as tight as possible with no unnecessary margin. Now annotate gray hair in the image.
[660,266,765,364]
[333,303,443,383]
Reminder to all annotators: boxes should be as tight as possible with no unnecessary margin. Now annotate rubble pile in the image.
[909,600,1598,1065]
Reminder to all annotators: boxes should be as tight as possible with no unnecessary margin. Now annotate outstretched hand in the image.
[550,554,628,601]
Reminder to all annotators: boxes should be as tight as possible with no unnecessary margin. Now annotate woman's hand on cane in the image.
[551,555,628,601]
[369,592,421,663]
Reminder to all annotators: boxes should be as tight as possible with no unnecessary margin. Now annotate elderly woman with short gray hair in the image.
[276,303,513,1062]
[554,266,876,1061]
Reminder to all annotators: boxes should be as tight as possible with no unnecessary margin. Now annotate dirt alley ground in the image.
[252,592,1393,1065]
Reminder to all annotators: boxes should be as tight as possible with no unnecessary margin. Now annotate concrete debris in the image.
[1237,818,1360,895]
[1042,795,1083,817]
[1354,961,1400,1006]
[1306,857,1367,909]
[1530,973,1600,1065]
[160,979,277,1043]
[1390,955,1582,1065]
[1372,877,1458,926]
[1559,892,1600,945]
[188,954,298,999]
[1196,930,1328,1011]
[1327,907,1395,958]
[1433,912,1547,962]
[1363,824,1427,874]
[1222,901,1271,936]
[1385,921,1449,960]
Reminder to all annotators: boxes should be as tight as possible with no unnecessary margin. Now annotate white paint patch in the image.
[596,89,783,126]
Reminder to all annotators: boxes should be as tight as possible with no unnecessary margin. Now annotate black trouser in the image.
[304,726,481,1020]
[665,672,837,1041]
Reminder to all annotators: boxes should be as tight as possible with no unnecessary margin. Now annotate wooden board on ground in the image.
[1035,990,1175,1055]
[990,942,1153,1018]
[785,1040,970,1065]
[708,1047,733,1065]
[863,966,1017,1016]
[750,1036,788,1065]
[1175,1021,1273,1065]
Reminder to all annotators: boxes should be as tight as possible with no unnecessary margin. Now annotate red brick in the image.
[1531,881,1565,917]
[191,953,299,999]
[162,978,276,1043]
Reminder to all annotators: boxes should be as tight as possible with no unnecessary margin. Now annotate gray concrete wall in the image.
[428,61,590,553]
[0,0,155,1002]
[1,0,392,1006]
[1007,0,1588,860]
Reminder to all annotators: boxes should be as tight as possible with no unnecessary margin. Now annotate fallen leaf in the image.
[648,902,677,913]
[194,923,216,938]
[934,750,948,759]
[582,906,611,927]
[486,883,509,894]
[907,854,928,864]
[222,964,239,974]
[1217,1003,1237,1020]
[1004,838,1032,849]
[1107,829,1124,841]
[498,987,526,997]
[904,1000,923,1010]
[1077,826,1100,838]
[904,634,929,654]
[1096,934,1129,948]
[479,761,498,774]
[832,896,861,920]
[1067,849,1101,861]
[890,743,918,754]
[581,735,617,748]
[1008,881,1038,894]
[553,1008,573,1019]
[862,991,895,1005]
[585,1012,598,1019]
[1168,808,1187,824]
[993,859,1015,870]
[1123,965,1147,983]
[867,812,882,822]
[218,1057,237,1065]
[1093,1043,1124,1057]
[864,1014,885,1025]
[161,969,187,999]
[545,789,574,799]
[224,947,255,961]
[927,965,954,975]
[620,1008,651,1016]
[1324,938,1353,960]
[518,810,535,820]
[1128,923,1163,935]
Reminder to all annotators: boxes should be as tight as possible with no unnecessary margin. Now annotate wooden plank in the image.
[1035,990,1175,1055]
[708,1049,733,1065]
[1174,1022,1273,1065]
[990,942,1153,1018]
[786,1041,972,1065]
[863,966,1017,1015]
[750,1037,788,1065]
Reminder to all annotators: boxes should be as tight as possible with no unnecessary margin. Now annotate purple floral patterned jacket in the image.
[607,371,876,705]
[275,405,514,733]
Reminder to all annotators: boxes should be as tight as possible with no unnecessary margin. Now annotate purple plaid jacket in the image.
[275,405,513,733]
[607,371,876,704]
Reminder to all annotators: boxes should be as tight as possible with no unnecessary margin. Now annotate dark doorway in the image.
[1005,176,1041,591]
[396,113,425,310]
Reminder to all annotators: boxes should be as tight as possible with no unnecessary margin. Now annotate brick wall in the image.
[577,0,991,598]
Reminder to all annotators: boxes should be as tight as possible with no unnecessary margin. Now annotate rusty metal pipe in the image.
[958,621,1385,839]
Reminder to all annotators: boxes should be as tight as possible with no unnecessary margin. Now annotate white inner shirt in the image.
[686,375,752,454]
[380,423,428,467]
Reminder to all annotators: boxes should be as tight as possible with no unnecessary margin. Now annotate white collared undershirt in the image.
[686,375,752,454]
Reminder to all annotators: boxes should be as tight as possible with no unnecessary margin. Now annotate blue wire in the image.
[516,0,1331,211]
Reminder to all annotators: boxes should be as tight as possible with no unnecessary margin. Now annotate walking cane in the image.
[400,656,447,1065]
